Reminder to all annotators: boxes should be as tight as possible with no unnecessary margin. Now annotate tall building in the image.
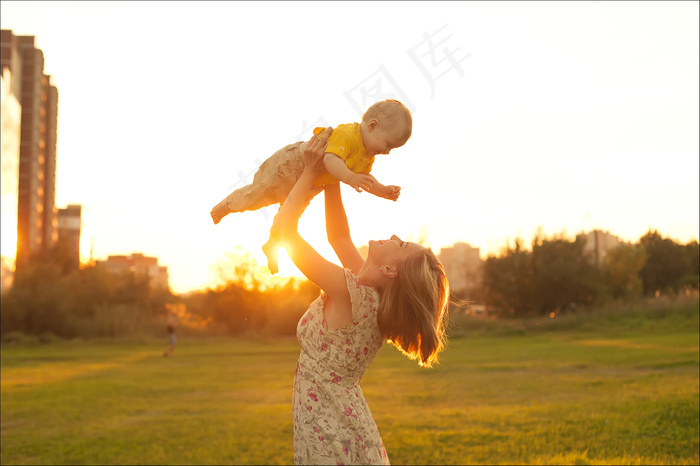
[438,242,482,295]
[577,229,624,265]
[0,30,59,272]
[1,46,22,291]
[57,204,82,270]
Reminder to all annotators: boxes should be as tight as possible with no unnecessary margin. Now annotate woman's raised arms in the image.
[324,183,365,274]
[270,129,352,311]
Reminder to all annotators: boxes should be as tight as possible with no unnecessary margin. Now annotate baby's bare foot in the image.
[262,241,279,274]
[210,201,229,225]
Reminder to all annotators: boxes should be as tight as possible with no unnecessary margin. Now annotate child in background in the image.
[162,312,177,357]
[210,99,413,273]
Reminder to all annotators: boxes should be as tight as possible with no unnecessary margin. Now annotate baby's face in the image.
[361,121,407,157]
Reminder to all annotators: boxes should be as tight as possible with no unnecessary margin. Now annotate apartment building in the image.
[98,253,170,291]
[0,30,59,273]
[438,241,482,294]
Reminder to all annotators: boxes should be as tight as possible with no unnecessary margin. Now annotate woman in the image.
[271,128,450,465]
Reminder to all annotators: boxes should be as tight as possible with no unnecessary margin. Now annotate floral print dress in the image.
[293,269,390,465]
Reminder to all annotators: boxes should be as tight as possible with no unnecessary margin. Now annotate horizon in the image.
[93,225,695,296]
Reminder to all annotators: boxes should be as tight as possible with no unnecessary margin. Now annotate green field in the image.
[2,299,698,465]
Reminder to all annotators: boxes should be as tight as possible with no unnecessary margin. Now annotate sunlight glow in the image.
[166,302,211,330]
[0,226,17,261]
[275,244,303,278]
[209,246,306,292]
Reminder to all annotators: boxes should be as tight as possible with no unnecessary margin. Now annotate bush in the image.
[1,242,177,339]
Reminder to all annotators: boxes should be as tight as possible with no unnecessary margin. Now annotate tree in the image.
[180,249,321,336]
[681,240,699,290]
[480,231,606,317]
[1,239,165,338]
[481,238,534,317]
[530,233,600,314]
[639,230,689,295]
[602,243,646,299]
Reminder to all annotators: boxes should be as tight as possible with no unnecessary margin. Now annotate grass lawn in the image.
[1,298,698,465]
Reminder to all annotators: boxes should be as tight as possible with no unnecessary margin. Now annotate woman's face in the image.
[368,235,425,268]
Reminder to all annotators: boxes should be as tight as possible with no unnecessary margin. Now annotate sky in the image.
[1,1,698,294]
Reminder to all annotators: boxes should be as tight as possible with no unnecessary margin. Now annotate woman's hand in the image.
[301,127,333,175]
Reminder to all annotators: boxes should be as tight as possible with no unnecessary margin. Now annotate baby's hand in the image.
[382,185,401,201]
[348,173,377,193]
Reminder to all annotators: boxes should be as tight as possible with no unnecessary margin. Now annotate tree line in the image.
[1,229,697,339]
[178,250,320,337]
[470,229,699,317]
[0,244,319,340]
[1,238,177,340]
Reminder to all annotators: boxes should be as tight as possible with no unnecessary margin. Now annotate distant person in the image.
[163,312,177,357]
[269,129,450,464]
[210,99,411,274]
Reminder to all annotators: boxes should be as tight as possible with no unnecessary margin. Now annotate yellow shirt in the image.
[312,123,375,187]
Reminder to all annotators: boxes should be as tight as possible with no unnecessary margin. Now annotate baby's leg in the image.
[210,181,276,225]
[210,143,303,225]
[262,186,324,273]
[262,235,280,274]
[210,200,230,224]
[263,203,287,275]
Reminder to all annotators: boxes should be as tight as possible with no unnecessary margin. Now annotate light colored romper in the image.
[220,123,374,214]
[222,141,323,214]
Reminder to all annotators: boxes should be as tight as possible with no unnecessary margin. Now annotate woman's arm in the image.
[270,129,351,303]
[324,183,365,274]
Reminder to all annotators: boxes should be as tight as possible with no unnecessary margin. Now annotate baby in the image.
[210,99,412,273]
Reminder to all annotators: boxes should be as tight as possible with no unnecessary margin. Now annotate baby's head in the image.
[360,100,413,155]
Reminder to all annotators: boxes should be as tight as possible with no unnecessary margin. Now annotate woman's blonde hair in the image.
[377,248,450,368]
[362,99,413,146]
